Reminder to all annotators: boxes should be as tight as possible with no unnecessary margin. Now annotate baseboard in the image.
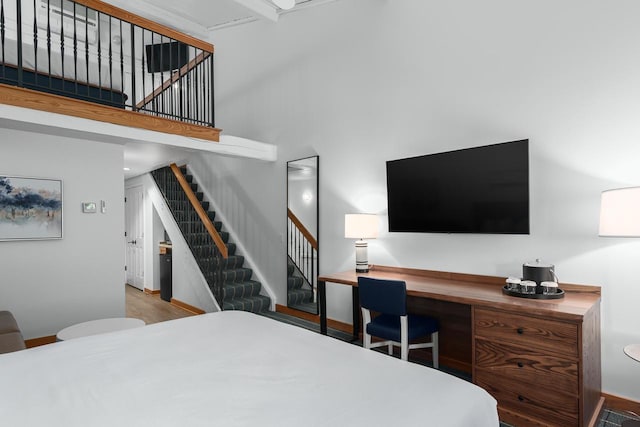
[603,392,640,416]
[144,288,161,295]
[170,298,205,315]
[275,304,352,333]
[25,335,57,348]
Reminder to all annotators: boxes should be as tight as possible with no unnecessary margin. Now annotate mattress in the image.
[0,311,499,426]
[1,37,123,91]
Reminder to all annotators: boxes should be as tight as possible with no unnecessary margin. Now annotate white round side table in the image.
[57,318,145,341]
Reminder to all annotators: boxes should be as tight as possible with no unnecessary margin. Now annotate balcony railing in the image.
[0,0,214,129]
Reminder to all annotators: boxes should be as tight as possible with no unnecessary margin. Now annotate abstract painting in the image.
[0,176,63,241]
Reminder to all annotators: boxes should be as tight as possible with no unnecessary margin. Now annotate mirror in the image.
[287,156,319,314]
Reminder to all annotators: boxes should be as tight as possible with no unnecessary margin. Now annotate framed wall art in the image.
[0,175,63,241]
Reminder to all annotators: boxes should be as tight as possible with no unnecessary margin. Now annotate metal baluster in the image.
[140,27,145,113]
[16,0,23,86]
[96,10,102,101]
[84,4,88,99]
[108,15,113,102]
[73,1,78,95]
[32,0,37,80]
[178,42,183,122]
[129,23,136,110]
[46,0,51,88]
[0,0,5,79]
[159,33,165,119]
[118,19,123,107]
[210,54,214,127]
[59,0,64,83]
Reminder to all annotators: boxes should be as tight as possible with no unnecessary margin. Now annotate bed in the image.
[1,38,127,108]
[0,311,499,426]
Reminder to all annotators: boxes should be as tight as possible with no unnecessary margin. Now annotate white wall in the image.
[206,0,640,400]
[0,128,125,339]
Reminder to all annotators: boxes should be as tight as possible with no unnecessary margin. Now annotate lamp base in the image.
[354,240,369,273]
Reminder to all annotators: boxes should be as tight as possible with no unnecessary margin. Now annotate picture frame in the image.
[0,175,63,241]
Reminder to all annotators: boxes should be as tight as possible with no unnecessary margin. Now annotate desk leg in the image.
[319,280,327,335]
[352,286,360,342]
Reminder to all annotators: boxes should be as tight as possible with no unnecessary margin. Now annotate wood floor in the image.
[125,285,198,324]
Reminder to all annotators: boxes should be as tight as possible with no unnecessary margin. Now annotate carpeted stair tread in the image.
[222,268,253,283]
[223,280,262,299]
[222,295,271,313]
[287,288,313,306]
[288,276,304,290]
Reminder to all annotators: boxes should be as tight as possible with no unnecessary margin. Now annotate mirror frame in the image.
[286,155,319,314]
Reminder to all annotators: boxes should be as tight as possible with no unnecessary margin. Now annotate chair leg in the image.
[362,308,372,350]
[400,316,409,361]
[432,331,439,369]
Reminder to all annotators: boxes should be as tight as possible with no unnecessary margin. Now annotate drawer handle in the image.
[516,327,524,335]
[517,362,524,368]
[518,395,525,402]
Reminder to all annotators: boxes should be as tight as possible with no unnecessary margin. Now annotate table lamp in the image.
[344,214,379,273]
[599,186,640,427]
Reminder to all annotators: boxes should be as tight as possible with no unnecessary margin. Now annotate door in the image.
[125,185,144,290]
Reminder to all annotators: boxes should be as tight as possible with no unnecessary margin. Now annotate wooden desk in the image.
[318,265,603,427]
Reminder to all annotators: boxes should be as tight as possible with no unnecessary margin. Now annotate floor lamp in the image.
[344,214,379,273]
[599,186,640,427]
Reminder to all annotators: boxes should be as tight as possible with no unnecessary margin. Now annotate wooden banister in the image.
[170,163,228,258]
[287,208,318,250]
[71,0,214,53]
[136,51,211,110]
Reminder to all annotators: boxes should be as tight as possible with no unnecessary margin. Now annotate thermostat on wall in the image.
[82,202,97,213]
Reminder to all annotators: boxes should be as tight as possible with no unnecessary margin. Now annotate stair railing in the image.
[170,163,228,259]
[287,208,317,294]
[0,0,215,127]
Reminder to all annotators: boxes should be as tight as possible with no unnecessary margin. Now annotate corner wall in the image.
[0,128,125,339]
[207,0,640,400]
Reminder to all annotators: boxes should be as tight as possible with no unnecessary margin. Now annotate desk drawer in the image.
[475,338,578,396]
[474,308,578,358]
[475,369,579,427]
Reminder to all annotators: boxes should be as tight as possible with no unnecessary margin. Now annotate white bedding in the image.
[0,311,498,426]
[1,38,123,91]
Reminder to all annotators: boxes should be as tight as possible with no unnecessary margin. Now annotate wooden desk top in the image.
[319,265,601,322]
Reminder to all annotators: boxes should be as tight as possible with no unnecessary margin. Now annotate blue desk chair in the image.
[358,277,439,367]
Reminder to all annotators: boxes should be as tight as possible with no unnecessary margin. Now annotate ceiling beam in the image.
[233,0,279,22]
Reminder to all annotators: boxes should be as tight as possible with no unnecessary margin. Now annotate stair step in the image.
[287,276,304,290]
[222,268,253,283]
[152,165,272,316]
[287,288,313,306]
[222,295,271,313]
[222,280,262,299]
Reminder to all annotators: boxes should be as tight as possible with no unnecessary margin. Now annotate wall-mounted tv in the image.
[386,139,529,234]
[145,41,189,73]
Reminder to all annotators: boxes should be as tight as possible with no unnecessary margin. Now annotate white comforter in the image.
[0,311,498,426]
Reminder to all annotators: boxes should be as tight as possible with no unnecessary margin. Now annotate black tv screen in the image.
[386,139,529,234]
[145,41,188,73]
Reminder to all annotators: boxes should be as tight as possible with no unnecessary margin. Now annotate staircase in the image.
[151,165,271,313]
[287,259,314,311]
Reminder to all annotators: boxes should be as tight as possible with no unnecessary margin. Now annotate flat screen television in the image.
[145,41,189,73]
[386,139,529,234]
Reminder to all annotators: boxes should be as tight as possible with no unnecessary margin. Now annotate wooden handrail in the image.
[135,51,211,110]
[170,163,228,258]
[287,208,318,250]
[72,0,214,53]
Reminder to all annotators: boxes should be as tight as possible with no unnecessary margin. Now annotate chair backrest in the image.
[358,277,407,316]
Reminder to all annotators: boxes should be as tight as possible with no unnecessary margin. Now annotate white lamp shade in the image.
[273,0,295,10]
[345,214,379,239]
[599,187,640,237]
